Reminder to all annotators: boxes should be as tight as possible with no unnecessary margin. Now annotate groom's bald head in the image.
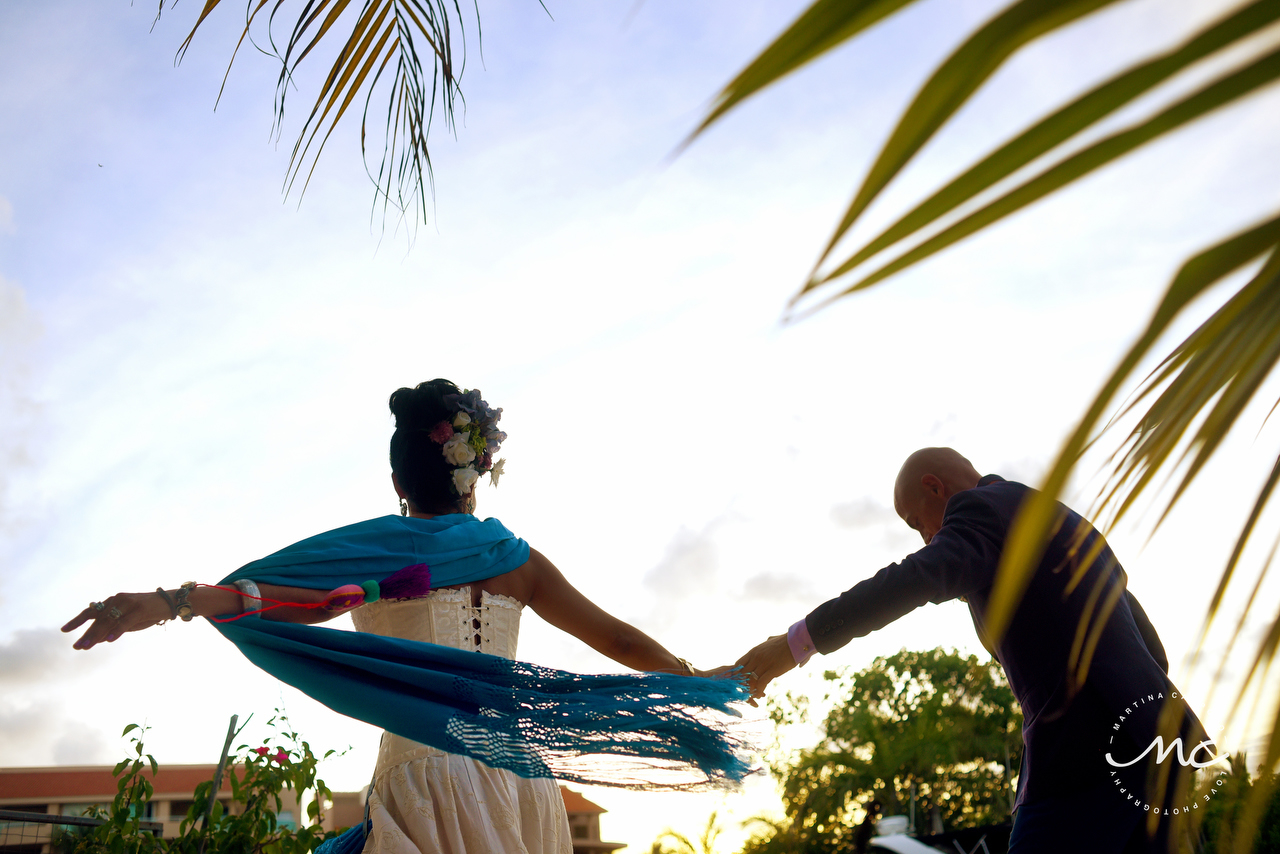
[893,448,982,544]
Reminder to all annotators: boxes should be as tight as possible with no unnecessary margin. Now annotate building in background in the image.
[560,787,626,854]
[0,764,290,852]
[1,766,624,853]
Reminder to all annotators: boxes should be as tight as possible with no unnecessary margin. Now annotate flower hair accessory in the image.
[430,389,508,495]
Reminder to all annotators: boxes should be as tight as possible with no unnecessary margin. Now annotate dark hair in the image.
[389,378,465,514]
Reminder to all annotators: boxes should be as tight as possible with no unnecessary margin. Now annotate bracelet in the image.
[155,588,178,620]
[232,579,262,617]
[175,581,197,622]
[676,657,696,676]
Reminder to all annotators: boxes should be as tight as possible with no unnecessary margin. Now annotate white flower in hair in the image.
[489,458,506,487]
[453,411,472,428]
[452,466,480,496]
[442,432,477,466]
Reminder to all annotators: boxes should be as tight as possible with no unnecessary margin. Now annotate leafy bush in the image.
[61,713,342,854]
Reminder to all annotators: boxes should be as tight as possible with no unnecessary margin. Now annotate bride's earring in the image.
[399,498,408,517]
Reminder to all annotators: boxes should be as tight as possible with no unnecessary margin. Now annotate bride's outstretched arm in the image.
[62,582,354,650]
[523,548,699,676]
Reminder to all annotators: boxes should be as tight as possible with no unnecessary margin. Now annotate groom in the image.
[730,448,1209,854]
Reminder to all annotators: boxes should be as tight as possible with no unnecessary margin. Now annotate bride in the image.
[62,378,736,854]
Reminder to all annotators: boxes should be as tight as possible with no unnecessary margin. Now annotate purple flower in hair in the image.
[442,392,470,415]
[445,389,486,416]
[480,450,493,470]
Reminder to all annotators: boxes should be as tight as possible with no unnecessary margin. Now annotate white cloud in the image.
[0,699,112,767]
[642,525,721,600]
[0,274,38,360]
[53,726,113,766]
[0,275,43,547]
[740,572,816,603]
[830,496,897,529]
[0,628,93,686]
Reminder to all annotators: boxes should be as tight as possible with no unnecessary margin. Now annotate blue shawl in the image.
[215,515,749,793]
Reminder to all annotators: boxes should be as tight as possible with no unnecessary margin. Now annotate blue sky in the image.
[3,0,1279,849]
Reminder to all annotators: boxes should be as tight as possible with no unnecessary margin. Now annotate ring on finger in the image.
[92,601,105,612]
[107,607,122,620]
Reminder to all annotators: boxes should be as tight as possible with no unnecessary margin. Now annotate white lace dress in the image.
[351,588,572,854]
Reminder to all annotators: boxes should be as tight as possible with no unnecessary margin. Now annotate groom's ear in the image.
[920,473,945,496]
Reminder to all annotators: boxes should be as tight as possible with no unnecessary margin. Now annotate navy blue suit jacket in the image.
[804,475,1204,808]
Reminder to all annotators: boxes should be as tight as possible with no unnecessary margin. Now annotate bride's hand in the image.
[699,664,759,704]
[700,664,743,679]
[62,592,171,650]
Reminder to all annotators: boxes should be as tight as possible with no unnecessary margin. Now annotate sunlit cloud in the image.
[0,629,96,686]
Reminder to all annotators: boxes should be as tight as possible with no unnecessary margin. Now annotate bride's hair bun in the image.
[389,378,462,514]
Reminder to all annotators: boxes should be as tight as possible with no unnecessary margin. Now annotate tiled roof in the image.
[0,765,234,800]
[558,786,605,814]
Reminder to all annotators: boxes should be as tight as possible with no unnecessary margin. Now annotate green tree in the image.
[746,648,1021,854]
[737,815,799,854]
[1194,753,1280,854]
[691,4,1280,846]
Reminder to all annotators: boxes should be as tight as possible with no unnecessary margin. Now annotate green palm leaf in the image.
[799,44,1280,312]
[685,0,918,144]
[802,0,1280,300]
[165,0,478,225]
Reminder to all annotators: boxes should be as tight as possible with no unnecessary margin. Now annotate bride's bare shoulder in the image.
[436,556,538,607]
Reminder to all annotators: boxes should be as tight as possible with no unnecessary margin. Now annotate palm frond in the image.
[696,0,1280,813]
[689,0,1129,276]
[795,0,1124,284]
[989,218,1280,641]
[684,0,917,144]
[164,0,478,227]
[798,0,1280,302]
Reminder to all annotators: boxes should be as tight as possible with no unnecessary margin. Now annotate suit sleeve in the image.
[804,489,1007,655]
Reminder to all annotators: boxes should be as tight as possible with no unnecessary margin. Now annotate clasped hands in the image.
[708,633,798,706]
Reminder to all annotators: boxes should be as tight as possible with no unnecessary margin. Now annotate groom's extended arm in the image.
[734,489,1005,697]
